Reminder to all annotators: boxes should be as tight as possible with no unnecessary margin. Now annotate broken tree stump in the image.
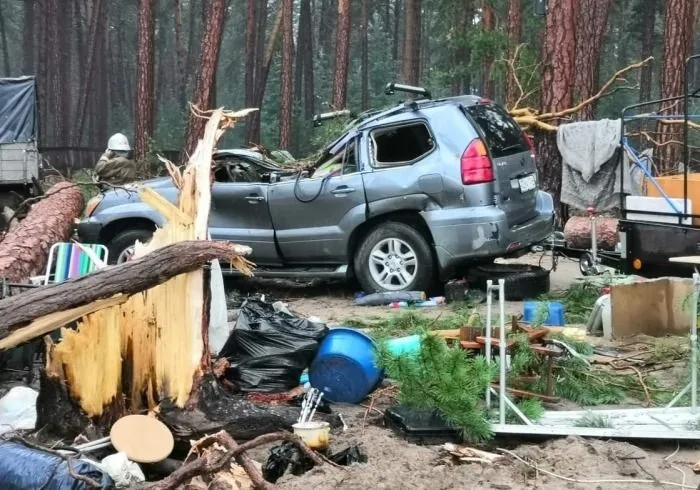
[0,240,252,337]
[563,216,619,251]
[0,181,84,281]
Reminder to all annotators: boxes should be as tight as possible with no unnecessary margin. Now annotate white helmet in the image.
[107,133,131,152]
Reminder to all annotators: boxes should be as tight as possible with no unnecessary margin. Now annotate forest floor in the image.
[227,254,700,490]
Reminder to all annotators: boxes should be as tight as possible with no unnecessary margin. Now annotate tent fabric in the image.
[0,77,37,144]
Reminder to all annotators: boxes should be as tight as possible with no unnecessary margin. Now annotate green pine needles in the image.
[376,333,497,443]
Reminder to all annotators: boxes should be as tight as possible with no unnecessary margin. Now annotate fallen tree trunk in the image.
[0,240,252,337]
[563,216,619,250]
[0,182,84,281]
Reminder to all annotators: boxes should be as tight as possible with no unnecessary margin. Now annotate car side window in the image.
[311,140,358,179]
[370,121,435,168]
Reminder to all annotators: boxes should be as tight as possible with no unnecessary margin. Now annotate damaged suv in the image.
[78,87,554,293]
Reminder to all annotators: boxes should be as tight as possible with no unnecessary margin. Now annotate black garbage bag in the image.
[329,445,368,465]
[262,442,315,483]
[0,441,115,490]
[220,298,328,393]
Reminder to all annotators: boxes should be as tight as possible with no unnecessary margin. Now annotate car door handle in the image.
[245,194,265,203]
[331,186,356,195]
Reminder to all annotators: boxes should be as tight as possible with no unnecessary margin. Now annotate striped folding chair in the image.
[42,242,109,285]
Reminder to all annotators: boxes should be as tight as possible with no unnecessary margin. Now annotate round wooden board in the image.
[109,414,174,463]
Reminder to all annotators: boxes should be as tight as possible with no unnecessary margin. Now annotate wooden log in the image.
[563,216,619,251]
[0,240,252,338]
[0,182,84,281]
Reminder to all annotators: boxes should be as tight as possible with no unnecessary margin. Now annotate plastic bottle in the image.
[390,296,446,309]
[355,291,426,306]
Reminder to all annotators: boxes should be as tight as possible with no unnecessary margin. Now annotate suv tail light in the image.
[461,139,494,185]
[526,134,536,157]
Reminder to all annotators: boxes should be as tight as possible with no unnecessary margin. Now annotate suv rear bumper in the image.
[423,190,554,275]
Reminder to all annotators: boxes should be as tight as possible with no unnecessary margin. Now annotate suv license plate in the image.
[518,174,536,193]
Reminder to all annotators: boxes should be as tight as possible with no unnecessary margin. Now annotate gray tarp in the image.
[0,77,37,144]
[558,118,641,211]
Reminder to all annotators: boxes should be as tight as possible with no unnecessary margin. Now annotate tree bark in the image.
[134,0,156,163]
[505,0,522,107]
[244,0,257,111]
[481,2,495,99]
[536,0,577,224]
[361,0,370,110]
[574,0,611,120]
[247,3,281,146]
[174,0,187,107]
[301,0,315,120]
[393,0,401,75]
[0,241,249,337]
[563,217,619,250]
[638,0,659,103]
[22,0,35,75]
[0,182,84,284]
[331,0,352,110]
[319,0,336,57]
[402,0,421,85]
[182,0,227,165]
[0,3,11,76]
[279,0,294,150]
[657,0,695,172]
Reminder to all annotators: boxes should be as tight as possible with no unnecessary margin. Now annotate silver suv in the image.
[78,94,554,293]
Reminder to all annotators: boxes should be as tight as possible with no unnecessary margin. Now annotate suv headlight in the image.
[85,195,104,217]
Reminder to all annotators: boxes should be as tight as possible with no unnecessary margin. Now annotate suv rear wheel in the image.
[107,229,153,265]
[354,222,434,293]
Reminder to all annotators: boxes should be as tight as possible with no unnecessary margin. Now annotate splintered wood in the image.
[45,107,256,418]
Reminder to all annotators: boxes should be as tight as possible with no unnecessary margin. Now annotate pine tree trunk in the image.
[536,0,577,224]
[481,3,495,99]
[279,0,294,150]
[638,0,659,103]
[0,182,84,283]
[393,0,401,75]
[402,0,420,85]
[361,0,370,110]
[245,0,257,112]
[174,0,187,107]
[182,0,227,165]
[294,0,306,105]
[22,0,35,75]
[94,2,109,148]
[657,0,695,173]
[319,0,336,57]
[573,0,611,120]
[0,4,11,76]
[37,0,49,145]
[505,0,522,108]
[331,0,351,110]
[134,0,156,163]
[301,0,315,120]
[247,4,281,146]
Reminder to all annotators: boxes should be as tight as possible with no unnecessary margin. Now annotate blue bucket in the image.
[522,301,565,326]
[309,328,384,404]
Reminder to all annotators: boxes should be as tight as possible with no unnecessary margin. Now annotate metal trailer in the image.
[550,54,700,278]
[0,76,41,209]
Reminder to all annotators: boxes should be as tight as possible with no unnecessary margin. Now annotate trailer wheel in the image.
[468,264,550,301]
[579,252,596,276]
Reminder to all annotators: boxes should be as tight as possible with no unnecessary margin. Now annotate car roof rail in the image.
[384,82,432,100]
[313,109,355,127]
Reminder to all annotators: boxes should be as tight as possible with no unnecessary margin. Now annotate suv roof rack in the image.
[313,110,354,127]
[385,83,432,100]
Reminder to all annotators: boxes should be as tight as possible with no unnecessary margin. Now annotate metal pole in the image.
[692,271,699,412]
[485,280,493,409]
[498,278,506,425]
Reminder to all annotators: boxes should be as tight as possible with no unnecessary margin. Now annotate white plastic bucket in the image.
[292,421,330,449]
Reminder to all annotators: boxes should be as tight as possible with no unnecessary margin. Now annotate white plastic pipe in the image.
[692,272,699,412]
[485,279,493,409]
[498,278,506,425]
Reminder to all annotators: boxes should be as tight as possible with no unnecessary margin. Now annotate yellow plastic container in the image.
[645,173,700,224]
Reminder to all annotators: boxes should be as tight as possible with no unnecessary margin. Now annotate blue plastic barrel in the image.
[309,327,384,404]
[522,301,565,326]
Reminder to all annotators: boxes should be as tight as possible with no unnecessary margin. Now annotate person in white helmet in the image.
[94,133,137,184]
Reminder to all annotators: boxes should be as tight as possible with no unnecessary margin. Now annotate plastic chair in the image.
[42,242,109,285]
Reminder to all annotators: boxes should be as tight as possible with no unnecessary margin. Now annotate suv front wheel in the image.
[354,222,434,293]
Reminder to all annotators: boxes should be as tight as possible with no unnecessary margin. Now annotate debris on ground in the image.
[440,443,504,465]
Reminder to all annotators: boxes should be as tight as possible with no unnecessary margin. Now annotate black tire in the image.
[106,228,153,265]
[354,221,435,293]
[468,263,550,301]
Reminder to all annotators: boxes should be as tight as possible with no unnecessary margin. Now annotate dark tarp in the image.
[0,77,37,144]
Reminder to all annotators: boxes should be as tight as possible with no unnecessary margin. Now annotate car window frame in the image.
[308,136,360,180]
[367,119,437,169]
